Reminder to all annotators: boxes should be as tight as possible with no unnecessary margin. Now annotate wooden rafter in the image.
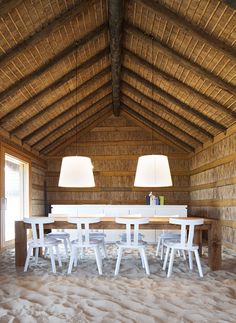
[121,94,203,146]
[0,47,110,126]
[124,49,236,119]
[223,0,236,9]
[122,81,214,140]
[136,0,236,63]
[123,67,227,132]
[0,0,23,17]
[10,67,111,136]
[23,87,112,144]
[124,23,236,96]
[41,107,112,155]
[108,0,124,116]
[122,105,195,152]
[0,23,108,104]
[0,0,97,68]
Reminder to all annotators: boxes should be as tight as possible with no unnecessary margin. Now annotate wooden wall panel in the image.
[31,162,46,216]
[189,131,236,249]
[46,115,190,206]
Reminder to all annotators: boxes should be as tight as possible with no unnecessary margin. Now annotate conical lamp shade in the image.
[134,155,172,187]
[58,156,95,187]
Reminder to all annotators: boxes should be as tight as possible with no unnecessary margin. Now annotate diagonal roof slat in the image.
[0,23,108,103]
[0,47,110,126]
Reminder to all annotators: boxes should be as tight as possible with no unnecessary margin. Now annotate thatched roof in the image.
[0,0,235,155]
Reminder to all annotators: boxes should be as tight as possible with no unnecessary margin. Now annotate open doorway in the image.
[2,154,29,247]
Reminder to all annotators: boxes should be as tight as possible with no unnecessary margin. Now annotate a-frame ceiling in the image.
[0,0,235,155]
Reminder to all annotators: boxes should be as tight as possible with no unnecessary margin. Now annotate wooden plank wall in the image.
[46,115,190,206]
[31,161,47,216]
[189,129,236,250]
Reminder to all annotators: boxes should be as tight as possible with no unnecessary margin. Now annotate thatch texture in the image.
[0,0,235,154]
[0,0,235,249]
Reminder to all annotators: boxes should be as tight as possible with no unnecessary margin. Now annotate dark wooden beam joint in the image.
[108,0,123,117]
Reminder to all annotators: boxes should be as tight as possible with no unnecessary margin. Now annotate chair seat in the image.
[116,240,147,248]
[159,233,181,239]
[29,237,61,248]
[164,241,199,251]
[47,232,70,238]
[89,232,106,239]
[71,238,103,248]
[119,232,143,242]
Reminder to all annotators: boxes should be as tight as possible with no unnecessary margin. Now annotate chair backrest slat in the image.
[134,223,139,245]
[68,217,101,246]
[127,223,131,245]
[115,217,149,247]
[23,217,55,244]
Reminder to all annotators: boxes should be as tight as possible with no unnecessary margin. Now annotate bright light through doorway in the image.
[4,154,29,244]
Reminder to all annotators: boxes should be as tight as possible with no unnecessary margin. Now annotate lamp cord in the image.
[75,42,78,156]
[151,36,154,155]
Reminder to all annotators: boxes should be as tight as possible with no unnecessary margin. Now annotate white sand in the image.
[0,245,236,323]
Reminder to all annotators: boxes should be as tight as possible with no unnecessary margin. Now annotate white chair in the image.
[67,217,103,275]
[119,214,144,242]
[78,213,107,258]
[46,214,72,256]
[23,217,62,274]
[163,218,204,278]
[155,215,183,260]
[114,217,150,276]
[156,231,186,260]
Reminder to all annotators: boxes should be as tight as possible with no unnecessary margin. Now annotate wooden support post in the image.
[15,221,27,267]
[208,219,222,270]
[193,229,203,256]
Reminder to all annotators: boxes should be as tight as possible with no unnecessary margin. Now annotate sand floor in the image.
[0,244,236,323]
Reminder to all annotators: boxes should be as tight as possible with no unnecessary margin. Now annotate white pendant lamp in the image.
[58,43,95,188]
[59,156,95,187]
[134,155,172,187]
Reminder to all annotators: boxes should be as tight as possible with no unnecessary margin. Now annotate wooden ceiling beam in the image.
[121,94,202,146]
[31,100,112,150]
[0,23,108,104]
[122,105,195,152]
[125,23,236,96]
[108,0,124,116]
[124,49,236,119]
[136,0,236,63]
[0,0,23,17]
[122,81,213,140]
[23,85,112,143]
[222,0,236,9]
[0,0,97,68]
[10,66,111,136]
[41,106,112,155]
[123,67,227,132]
[0,47,110,126]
